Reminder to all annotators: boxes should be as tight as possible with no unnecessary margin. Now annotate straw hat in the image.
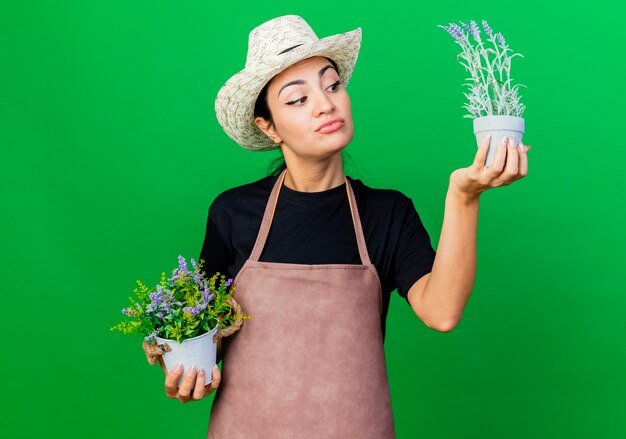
[214,15,362,152]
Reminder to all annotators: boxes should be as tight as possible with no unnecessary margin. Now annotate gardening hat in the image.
[214,15,362,152]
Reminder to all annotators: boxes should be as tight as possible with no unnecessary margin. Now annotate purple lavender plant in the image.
[438,19,526,118]
[111,256,250,343]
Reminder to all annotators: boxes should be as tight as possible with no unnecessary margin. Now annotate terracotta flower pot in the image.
[473,115,525,167]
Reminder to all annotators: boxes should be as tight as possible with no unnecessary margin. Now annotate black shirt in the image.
[199,173,437,340]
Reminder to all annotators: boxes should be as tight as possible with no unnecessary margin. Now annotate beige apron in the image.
[207,169,395,438]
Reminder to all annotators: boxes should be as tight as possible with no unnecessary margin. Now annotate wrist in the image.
[447,181,481,205]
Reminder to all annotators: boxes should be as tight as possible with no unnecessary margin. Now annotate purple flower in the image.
[146,292,159,313]
[122,307,137,317]
[166,292,174,308]
[193,271,204,286]
[154,285,171,312]
[440,23,466,44]
[168,256,190,284]
[469,20,481,41]
[201,285,211,301]
[144,330,157,341]
[459,20,480,41]
[482,20,493,38]
[496,32,506,47]
[177,255,188,274]
[191,258,198,271]
[225,279,233,288]
[183,306,200,316]
[156,312,164,319]
[196,298,210,312]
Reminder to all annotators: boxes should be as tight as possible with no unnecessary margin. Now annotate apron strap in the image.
[249,168,373,266]
[344,172,373,266]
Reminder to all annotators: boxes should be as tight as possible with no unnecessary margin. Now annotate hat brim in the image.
[215,27,362,152]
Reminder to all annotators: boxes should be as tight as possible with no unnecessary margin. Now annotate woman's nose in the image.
[313,91,336,116]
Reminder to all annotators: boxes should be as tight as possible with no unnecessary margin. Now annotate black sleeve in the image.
[198,202,233,281]
[394,198,437,305]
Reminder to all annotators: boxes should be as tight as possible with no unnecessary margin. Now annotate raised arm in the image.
[408,135,530,331]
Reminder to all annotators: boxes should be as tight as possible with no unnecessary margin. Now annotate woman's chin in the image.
[282,131,353,158]
[318,140,350,157]
[320,131,353,151]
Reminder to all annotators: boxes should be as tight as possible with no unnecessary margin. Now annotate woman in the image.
[147,15,529,437]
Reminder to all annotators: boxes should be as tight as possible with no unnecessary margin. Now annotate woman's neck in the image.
[282,153,345,193]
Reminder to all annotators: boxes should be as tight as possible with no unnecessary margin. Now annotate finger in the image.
[489,136,508,173]
[504,137,519,177]
[473,135,491,169]
[206,364,222,394]
[518,143,529,177]
[164,363,183,398]
[192,368,207,400]
[177,366,197,403]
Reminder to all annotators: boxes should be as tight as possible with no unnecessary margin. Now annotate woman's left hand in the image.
[449,135,530,200]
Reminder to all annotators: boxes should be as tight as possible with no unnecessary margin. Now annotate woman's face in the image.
[255,56,354,160]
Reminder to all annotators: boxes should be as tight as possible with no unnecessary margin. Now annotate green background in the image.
[2,0,625,437]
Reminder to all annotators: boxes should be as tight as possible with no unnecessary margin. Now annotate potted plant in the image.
[439,20,526,167]
[111,256,251,386]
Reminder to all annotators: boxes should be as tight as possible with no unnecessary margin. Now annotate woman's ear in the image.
[254,117,281,144]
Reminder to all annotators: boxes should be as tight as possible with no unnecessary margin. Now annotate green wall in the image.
[2,0,625,437]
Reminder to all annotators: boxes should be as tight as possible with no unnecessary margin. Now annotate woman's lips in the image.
[317,120,345,133]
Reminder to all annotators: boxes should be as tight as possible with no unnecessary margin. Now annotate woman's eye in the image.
[287,96,307,105]
[286,80,342,106]
[327,79,342,92]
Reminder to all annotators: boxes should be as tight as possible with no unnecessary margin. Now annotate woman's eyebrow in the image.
[277,65,337,98]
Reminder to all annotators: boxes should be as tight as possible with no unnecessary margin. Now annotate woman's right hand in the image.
[161,361,221,403]
[142,338,223,403]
